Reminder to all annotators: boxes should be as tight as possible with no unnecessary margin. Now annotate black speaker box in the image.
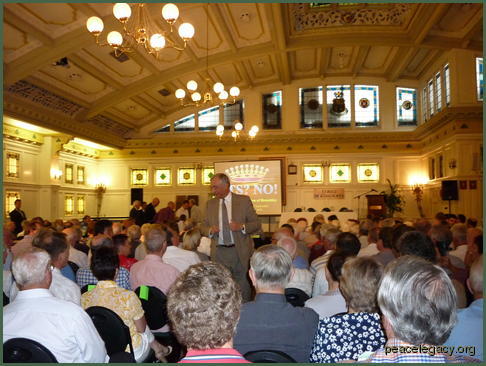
[131,188,143,204]
[441,180,458,200]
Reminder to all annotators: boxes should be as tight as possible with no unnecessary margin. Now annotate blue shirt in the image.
[60,265,75,281]
[445,298,483,361]
[293,256,309,269]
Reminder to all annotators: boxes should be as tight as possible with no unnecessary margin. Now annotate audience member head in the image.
[397,231,437,263]
[451,223,467,247]
[94,219,113,237]
[414,218,431,235]
[311,221,322,235]
[127,224,141,243]
[457,214,466,224]
[378,255,457,345]
[91,246,119,281]
[62,227,81,247]
[179,214,187,222]
[276,236,298,259]
[325,252,348,285]
[433,212,447,226]
[467,217,478,228]
[152,197,160,207]
[467,256,483,299]
[12,248,52,290]
[112,234,130,257]
[391,224,414,255]
[132,200,141,209]
[359,219,372,236]
[112,222,124,236]
[339,256,383,313]
[144,227,167,254]
[182,229,201,252]
[446,214,458,226]
[429,224,452,257]
[320,226,341,251]
[91,235,113,250]
[335,232,361,256]
[167,262,241,350]
[32,229,69,269]
[53,219,65,232]
[280,224,294,236]
[249,244,293,292]
[368,227,379,244]
[380,218,395,228]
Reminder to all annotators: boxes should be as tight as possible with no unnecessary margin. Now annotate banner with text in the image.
[313,188,345,199]
[214,160,282,215]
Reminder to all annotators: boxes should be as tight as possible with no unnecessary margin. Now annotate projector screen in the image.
[214,160,282,215]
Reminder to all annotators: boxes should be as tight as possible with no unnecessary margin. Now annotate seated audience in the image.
[358,219,373,248]
[11,220,41,258]
[414,218,432,235]
[363,256,480,362]
[134,223,154,260]
[81,246,170,362]
[309,226,341,275]
[466,218,482,246]
[312,232,361,296]
[390,224,414,257]
[449,223,468,263]
[113,233,137,270]
[234,245,319,362]
[167,262,249,363]
[305,252,347,317]
[63,226,88,269]
[310,256,385,363]
[358,227,380,257]
[273,225,308,268]
[182,227,210,262]
[445,255,483,360]
[76,237,131,290]
[372,226,395,266]
[11,230,81,304]
[162,227,201,272]
[4,248,107,363]
[112,221,124,236]
[127,224,142,258]
[465,235,483,268]
[277,236,313,296]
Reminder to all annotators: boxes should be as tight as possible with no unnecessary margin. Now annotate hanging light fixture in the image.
[175,4,240,107]
[86,3,195,59]
[216,120,259,141]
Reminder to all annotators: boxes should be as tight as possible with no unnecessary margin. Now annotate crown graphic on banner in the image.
[225,164,269,183]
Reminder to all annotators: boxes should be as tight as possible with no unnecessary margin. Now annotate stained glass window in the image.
[174,114,195,132]
[6,152,19,178]
[155,123,171,133]
[428,79,435,117]
[5,192,20,216]
[327,85,351,128]
[299,87,323,128]
[357,163,379,183]
[155,168,171,186]
[354,85,379,127]
[444,64,450,106]
[396,87,417,126]
[65,164,73,184]
[77,166,85,184]
[435,72,442,112]
[476,57,483,101]
[438,155,444,178]
[330,164,351,183]
[65,195,74,216]
[202,167,214,185]
[131,169,148,186]
[77,196,85,214]
[263,91,282,129]
[178,168,196,185]
[224,100,244,128]
[303,165,323,183]
[422,87,428,122]
[198,107,219,131]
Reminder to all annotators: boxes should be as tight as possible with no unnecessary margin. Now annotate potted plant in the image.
[380,179,404,218]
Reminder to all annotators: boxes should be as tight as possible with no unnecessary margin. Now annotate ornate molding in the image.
[86,114,132,137]
[292,3,412,31]
[3,123,44,145]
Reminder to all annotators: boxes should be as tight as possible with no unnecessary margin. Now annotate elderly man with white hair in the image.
[362,255,481,363]
[234,245,318,362]
[277,236,313,296]
[3,248,108,363]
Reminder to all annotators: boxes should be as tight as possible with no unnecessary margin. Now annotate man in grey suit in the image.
[203,173,262,301]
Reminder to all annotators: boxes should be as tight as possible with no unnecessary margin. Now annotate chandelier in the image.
[174,4,240,107]
[86,3,195,59]
[216,120,259,141]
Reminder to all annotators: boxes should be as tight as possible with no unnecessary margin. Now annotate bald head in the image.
[276,236,297,259]
[62,227,81,246]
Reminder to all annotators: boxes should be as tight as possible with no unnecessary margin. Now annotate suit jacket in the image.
[144,203,157,223]
[9,209,26,234]
[202,193,261,268]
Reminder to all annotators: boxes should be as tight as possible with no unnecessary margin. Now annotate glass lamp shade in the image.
[187,80,198,91]
[107,31,123,46]
[178,23,195,40]
[175,89,186,99]
[234,122,243,131]
[86,16,104,34]
[113,3,132,21]
[219,90,229,100]
[249,130,257,138]
[229,86,240,97]
[162,3,179,24]
[216,125,224,136]
[231,131,238,138]
[150,34,166,50]
[213,82,224,94]
[191,92,202,102]
[250,125,259,133]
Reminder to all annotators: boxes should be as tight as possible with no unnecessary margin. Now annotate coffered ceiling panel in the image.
[329,47,354,71]
[247,54,277,80]
[433,3,481,34]
[405,48,430,74]
[222,3,271,47]
[209,63,243,87]
[113,99,152,120]
[291,49,318,76]
[363,46,393,70]
[4,23,43,63]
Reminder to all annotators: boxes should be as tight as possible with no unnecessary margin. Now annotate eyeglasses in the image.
[50,265,55,272]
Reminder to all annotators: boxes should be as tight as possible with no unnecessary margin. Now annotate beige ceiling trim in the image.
[209,4,237,52]
[36,69,108,96]
[4,8,54,47]
[24,76,90,108]
[212,65,243,87]
[386,47,416,82]
[103,109,139,130]
[82,42,276,118]
[412,4,450,45]
[18,3,76,26]
[265,4,290,84]
[68,54,124,88]
[81,49,143,79]
[235,61,253,88]
[352,46,371,77]
[224,3,265,42]
[319,48,330,78]
[416,49,444,80]
[132,95,165,115]
[3,22,29,50]
[460,10,483,48]
[292,49,318,73]
[190,7,223,51]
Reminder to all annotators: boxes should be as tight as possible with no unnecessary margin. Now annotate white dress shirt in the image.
[10,268,81,305]
[312,266,329,297]
[287,267,313,297]
[69,246,89,269]
[175,207,189,219]
[305,289,347,318]
[218,192,234,245]
[162,245,201,273]
[4,288,108,363]
[449,244,468,263]
[358,243,380,257]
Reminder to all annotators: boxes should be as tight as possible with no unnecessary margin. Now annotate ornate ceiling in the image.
[3,3,483,148]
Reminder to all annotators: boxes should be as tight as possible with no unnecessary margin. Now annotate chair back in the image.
[67,261,79,275]
[134,285,168,330]
[85,306,134,357]
[284,287,310,307]
[244,350,296,363]
[3,337,58,363]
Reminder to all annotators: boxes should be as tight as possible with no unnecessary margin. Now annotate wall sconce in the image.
[448,159,457,169]
[50,168,62,180]
[411,183,426,218]
[288,163,297,175]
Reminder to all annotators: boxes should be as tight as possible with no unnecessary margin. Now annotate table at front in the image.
[278,211,357,227]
